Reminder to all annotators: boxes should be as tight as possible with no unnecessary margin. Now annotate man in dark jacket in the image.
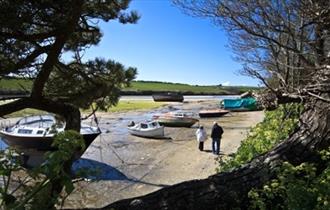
[211,121,224,155]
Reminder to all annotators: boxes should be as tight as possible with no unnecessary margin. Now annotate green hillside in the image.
[125,81,260,95]
[0,78,260,95]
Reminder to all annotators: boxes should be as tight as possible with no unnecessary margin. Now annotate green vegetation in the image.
[126,81,260,94]
[2,101,163,117]
[0,78,32,91]
[97,100,164,112]
[0,131,84,209]
[1,100,163,118]
[216,104,329,209]
[218,104,303,172]
[0,79,261,95]
[5,108,47,118]
[249,149,330,210]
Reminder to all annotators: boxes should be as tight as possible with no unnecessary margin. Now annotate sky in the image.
[81,0,260,87]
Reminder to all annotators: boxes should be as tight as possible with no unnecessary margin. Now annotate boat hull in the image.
[156,118,198,127]
[0,132,100,151]
[128,130,165,139]
[152,93,184,102]
[128,125,165,138]
[198,109,230,118]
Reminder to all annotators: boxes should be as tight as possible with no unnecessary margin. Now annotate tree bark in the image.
[86,98,329,210]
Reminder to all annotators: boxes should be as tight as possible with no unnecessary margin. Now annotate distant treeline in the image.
[0,78,262,96]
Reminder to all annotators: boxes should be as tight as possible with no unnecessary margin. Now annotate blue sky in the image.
[82,0,260,86]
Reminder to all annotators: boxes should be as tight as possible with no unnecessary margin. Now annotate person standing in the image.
[195,125,207,151]
[211,121,224,155]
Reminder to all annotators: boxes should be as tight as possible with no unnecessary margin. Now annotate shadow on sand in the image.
[72,158,128,181]
[72,158,170,188]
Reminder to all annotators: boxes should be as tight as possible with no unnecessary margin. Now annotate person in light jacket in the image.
[196,125,207,151]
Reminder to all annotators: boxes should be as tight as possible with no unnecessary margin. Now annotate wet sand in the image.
[63,100,264,209]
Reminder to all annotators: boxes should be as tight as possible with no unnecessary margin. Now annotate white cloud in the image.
[222,81,231,86]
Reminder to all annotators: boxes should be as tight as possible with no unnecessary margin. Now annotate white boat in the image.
[0,115,101,151]
[127,121,165,138]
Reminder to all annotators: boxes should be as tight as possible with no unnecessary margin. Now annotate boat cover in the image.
[222,97,257,110]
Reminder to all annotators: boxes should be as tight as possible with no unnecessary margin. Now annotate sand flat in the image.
[63,100,264,208]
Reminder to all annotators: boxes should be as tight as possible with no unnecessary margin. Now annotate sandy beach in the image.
[62,100,264,209]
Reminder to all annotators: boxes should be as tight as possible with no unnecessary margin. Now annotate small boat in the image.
[152,92,184,102]
[198,109,230,118]
[127,121,165,138]
[153,112,199,127]
[0,115,101,151]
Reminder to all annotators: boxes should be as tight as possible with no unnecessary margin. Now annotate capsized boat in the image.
[0,115,101,151]
[127,120,165,138]
[152,92,184,102]
[198,109,230,118]
[153,112,199,127]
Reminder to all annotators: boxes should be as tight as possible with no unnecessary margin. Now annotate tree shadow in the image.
[72,158,170,188]
[72,158,128,181]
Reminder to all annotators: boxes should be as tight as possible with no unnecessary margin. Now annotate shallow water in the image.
[0,137,8,150]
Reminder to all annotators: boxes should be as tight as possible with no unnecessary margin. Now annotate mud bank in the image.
[63,100,264,209]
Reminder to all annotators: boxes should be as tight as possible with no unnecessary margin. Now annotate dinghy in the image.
[127,121,165,138]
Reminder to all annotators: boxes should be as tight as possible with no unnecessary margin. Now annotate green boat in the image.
[221,97,258,111]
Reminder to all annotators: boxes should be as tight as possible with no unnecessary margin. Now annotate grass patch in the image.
[0,78,32,91]
[0,100,46,118]
[82,100,165,113]
[106,100,165,112]
[2,101,163,118]
[6,108,47,118]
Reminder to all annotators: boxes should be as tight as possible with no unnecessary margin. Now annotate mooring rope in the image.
[98,132,125,164]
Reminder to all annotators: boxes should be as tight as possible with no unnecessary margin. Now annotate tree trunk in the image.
[90,99,329,210]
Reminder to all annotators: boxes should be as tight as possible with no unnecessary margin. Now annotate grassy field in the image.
[5,109,48,118]
[0,78,32,91]
[124,81,259,94]
[83,100,165,113]
[0,78,260,95]
[2,100,164,118]
[105,100,165,112]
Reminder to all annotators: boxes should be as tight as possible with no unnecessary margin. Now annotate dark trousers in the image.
[212,138,221,154]
[198,142,204,151]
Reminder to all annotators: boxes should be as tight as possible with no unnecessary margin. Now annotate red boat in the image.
[198,109,230,118]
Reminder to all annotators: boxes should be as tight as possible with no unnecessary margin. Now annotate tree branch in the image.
[31,0,84,98]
